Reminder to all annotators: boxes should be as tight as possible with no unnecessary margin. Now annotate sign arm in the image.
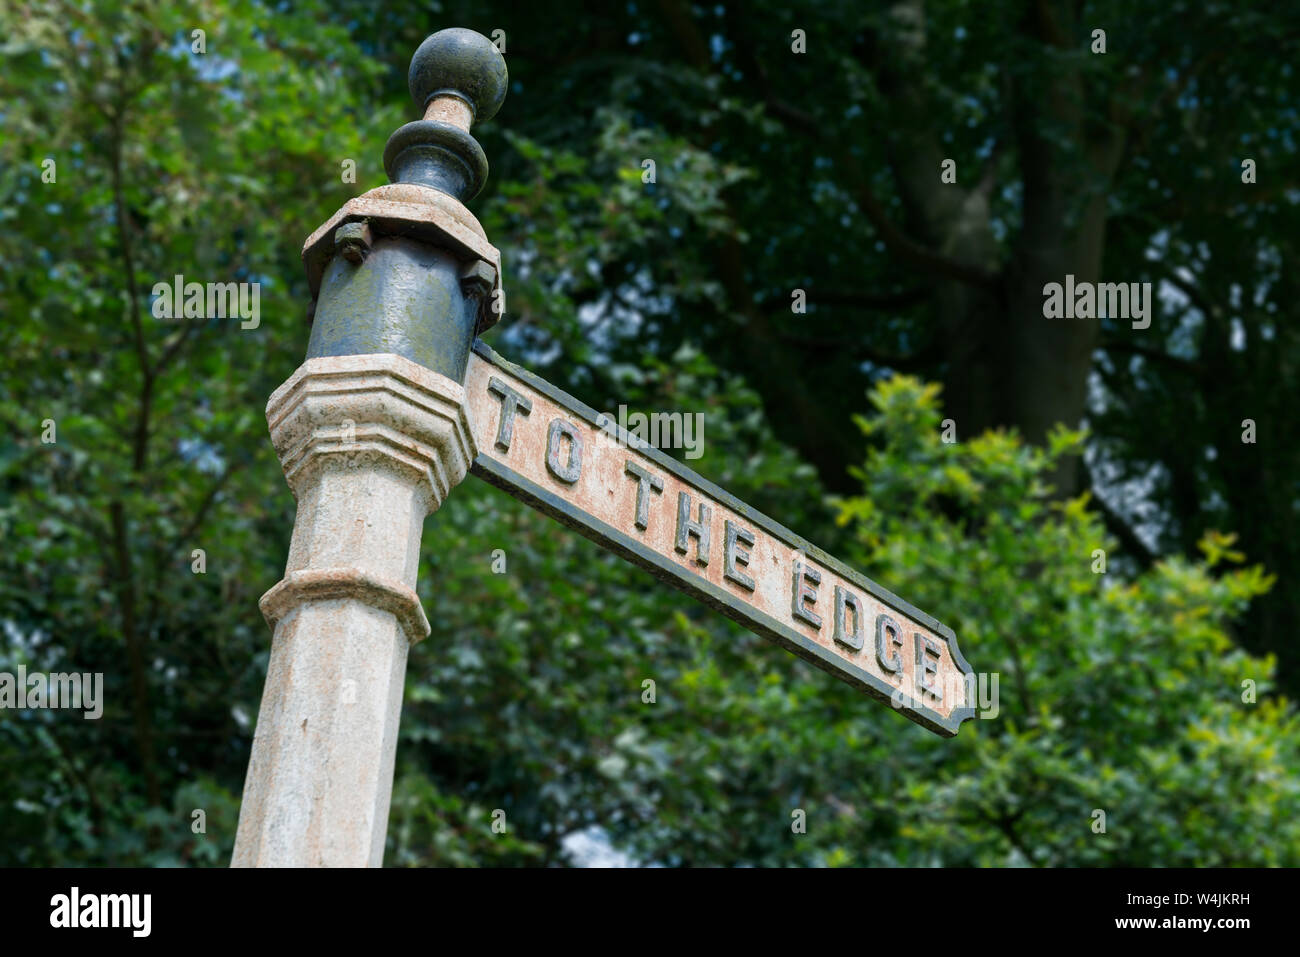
[465,341,977,737]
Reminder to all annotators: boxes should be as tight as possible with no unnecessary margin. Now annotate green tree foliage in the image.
[830,377,1292,866]
[0,0,1296,865]
[0,0,393,864]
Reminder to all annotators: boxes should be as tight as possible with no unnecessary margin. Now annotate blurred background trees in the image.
[1,0,1296,865]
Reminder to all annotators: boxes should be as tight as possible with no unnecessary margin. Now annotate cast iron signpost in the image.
[466,344,975,736]
[232,28,976,868]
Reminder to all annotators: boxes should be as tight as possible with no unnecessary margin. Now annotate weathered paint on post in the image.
[465,343,977,737]
[232,355,475,866]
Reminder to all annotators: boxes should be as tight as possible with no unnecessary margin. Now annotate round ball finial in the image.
[408,28,508,125]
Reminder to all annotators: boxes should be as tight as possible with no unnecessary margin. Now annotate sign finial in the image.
[383,28,508,201]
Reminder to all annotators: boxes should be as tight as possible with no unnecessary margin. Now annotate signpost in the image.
[466,343,974,737]
[232,27,976,868]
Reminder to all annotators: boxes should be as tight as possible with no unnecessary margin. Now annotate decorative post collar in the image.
[382,28,508,201]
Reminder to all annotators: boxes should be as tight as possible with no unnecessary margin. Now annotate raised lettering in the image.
[487,376,531,452]
[674,492,711,565]
[876,614,903,675]
[624,460,664,531]
[723,520,756,591]
[545,419,583,484]
[916,633,942,701]
[833,586,864,651]
[791,559,822,629]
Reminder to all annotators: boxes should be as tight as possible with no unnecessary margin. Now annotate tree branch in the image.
[109,500,161,808]
[1160,268,1220,322]
[775,330,941,372]
[763,286,928,314]
[1079,458,1158,567]
[738,3,1002,291]
[1099,338,1207,380]
[850,182,1001,288]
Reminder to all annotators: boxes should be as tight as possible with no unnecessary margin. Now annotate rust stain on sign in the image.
[464,341,977,737]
